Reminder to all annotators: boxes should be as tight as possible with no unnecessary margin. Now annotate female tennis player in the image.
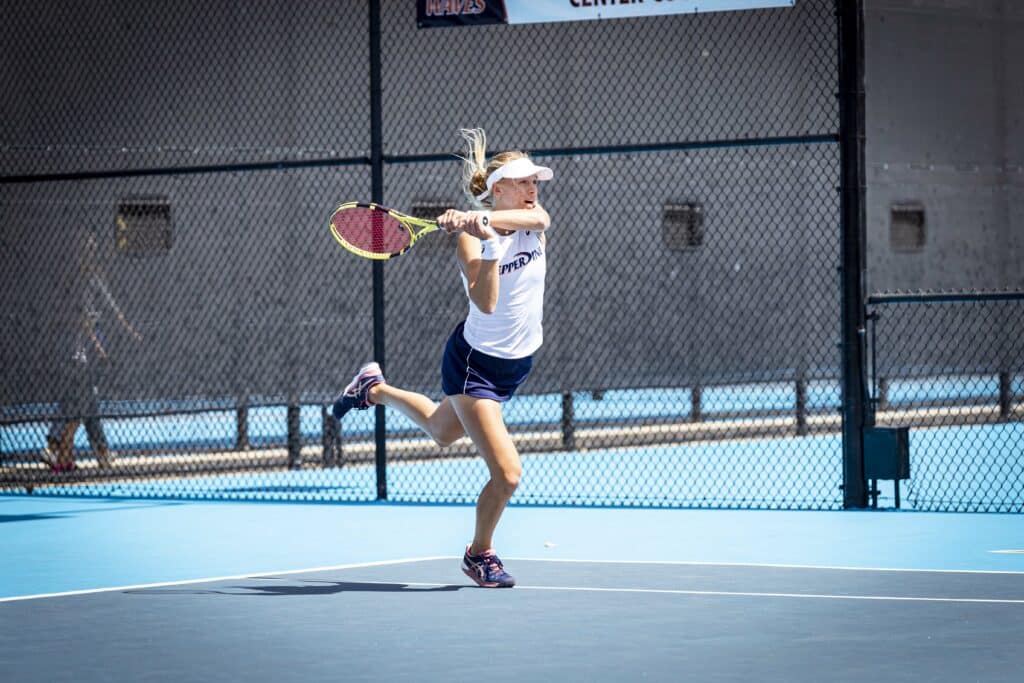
[333,129,552,588]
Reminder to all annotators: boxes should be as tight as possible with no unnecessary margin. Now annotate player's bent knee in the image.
[433,425,464,448]
[434,434,458,448]
[496,470,521,498]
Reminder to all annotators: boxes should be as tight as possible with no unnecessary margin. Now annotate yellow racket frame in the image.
[329,202,442,260]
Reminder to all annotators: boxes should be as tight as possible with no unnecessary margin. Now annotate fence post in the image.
[999,371,1011,419]
[236,397,249,451]
[561,391,575,450]
[322,404,342,467]
[795,377,808,436]
[369,0,387,500]
[838,0,869,508]
[287,401,301,470]
[691,386,703,422]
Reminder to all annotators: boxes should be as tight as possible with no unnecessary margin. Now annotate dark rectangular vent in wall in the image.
[410,201,450,222]
[890,202,925,252]
[663,202,704,251]
[116,197,172,256]
[410,201,454,249]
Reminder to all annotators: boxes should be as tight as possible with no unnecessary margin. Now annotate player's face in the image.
[493,175,540,210]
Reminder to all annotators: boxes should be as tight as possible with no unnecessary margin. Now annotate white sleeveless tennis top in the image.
[460,229,546,359]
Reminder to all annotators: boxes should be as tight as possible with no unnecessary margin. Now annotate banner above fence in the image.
[417,0,795,28]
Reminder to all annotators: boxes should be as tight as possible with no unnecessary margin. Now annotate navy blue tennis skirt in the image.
[441,322,533,402]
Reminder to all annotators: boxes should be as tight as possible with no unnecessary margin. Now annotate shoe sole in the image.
[461,565,514,588]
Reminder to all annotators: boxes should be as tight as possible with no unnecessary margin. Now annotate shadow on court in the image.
[126,580,468,597]
[0,500,183,524]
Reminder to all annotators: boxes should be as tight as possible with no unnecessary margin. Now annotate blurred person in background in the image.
[41,229,142,472]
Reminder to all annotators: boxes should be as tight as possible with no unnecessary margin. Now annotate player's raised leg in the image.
[369,384,465,448]
[332,362,464,448]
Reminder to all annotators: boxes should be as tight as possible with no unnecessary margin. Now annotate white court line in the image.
[514,585,1024,605]
[506,557,1024,575]
[6,556,1023,605]
[0,556,454,604]
[351,581,1024,605]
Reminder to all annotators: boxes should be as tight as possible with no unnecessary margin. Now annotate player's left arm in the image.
[439,205,549,237]
[489,203,550,233]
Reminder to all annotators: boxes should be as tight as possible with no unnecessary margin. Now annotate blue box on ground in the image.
[864,426,910,480]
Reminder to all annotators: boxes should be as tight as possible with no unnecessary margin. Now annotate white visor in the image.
[475,157,553,201]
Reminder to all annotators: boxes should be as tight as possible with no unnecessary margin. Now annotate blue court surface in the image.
[2,496,1023,682]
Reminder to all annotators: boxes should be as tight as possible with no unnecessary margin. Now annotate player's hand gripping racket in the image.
[329,202,443,260]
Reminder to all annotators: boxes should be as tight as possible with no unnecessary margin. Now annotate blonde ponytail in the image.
[459,128,490,208]
[458,128,529,208]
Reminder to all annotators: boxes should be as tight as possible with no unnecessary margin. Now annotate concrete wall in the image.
[3,0,1018,406]
[1,0,842,405]
[864,0,1023,291]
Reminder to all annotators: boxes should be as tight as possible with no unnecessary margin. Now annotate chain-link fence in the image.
[866,292,1024,512]
[4,0,848,507]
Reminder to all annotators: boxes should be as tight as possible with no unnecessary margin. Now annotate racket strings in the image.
[334,208,410,255]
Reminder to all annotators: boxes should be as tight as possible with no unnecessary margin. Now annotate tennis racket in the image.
[329,202,444,260]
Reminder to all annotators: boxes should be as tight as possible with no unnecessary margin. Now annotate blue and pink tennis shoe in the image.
[332,362,386,419]
[462,545,516,588]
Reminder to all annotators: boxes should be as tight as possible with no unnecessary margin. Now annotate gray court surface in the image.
[2,558,1023,683]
